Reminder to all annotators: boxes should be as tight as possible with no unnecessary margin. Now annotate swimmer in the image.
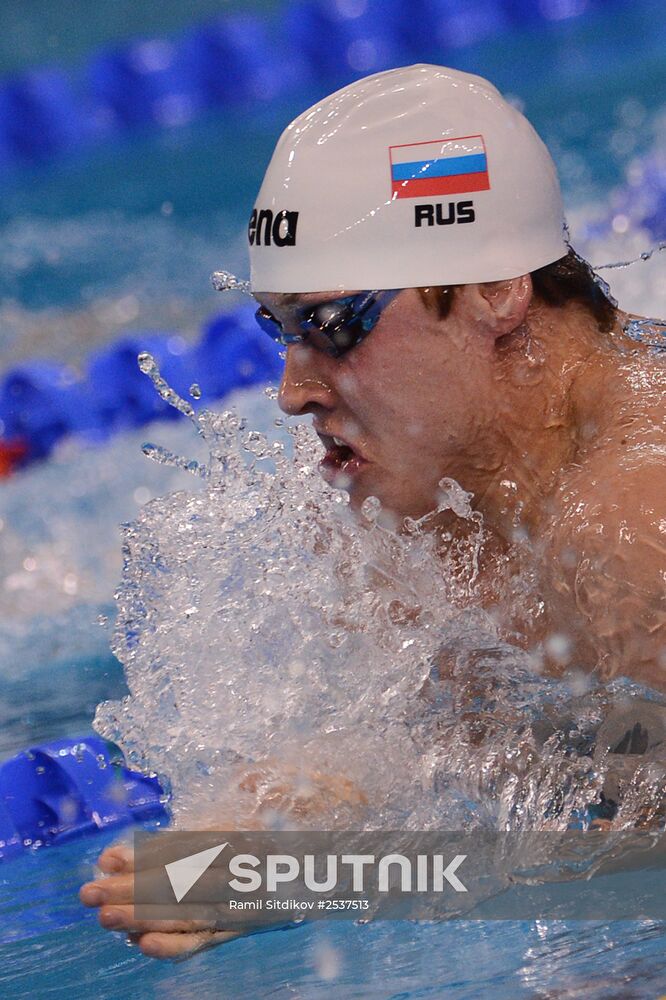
[247,63,665,692]
[81,63,665,957]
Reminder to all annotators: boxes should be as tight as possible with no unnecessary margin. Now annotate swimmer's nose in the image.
[278,344,336,416]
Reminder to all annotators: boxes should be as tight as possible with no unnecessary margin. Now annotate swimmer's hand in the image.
[80,843,244,960]
[80,760,367,960]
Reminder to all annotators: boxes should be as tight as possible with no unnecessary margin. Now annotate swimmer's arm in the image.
[580,830,666,880]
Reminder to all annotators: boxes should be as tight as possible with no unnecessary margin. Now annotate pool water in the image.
[1,796,665,999]
[1,1,666,997]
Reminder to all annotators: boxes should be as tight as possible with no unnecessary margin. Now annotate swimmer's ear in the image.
[457,274,533,340]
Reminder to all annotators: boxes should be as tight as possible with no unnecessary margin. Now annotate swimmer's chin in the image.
[318,462,377,512]
[317,462,425,528]
[344,484,414,532]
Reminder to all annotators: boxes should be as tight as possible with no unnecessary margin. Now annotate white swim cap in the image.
[249,64,568,293]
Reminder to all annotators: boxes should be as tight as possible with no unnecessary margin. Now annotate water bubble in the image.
[61,796,78,823]
[210,270,252,295]
[288,658,305,678]
[437,478,474,518]
[189,384,202,399]
[136,353,196,419]
[360,495,381,523]
[313,940,342,981]
[133,486,151,506]
[137,352,151,373]
[545,633,571,664]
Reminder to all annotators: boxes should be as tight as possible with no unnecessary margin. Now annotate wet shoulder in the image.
[550,348,665,563]
[544,353,666,689]
[584,344,665,448]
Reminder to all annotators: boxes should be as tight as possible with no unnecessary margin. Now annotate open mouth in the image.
[317,433,367,484]
[326,441,355,467]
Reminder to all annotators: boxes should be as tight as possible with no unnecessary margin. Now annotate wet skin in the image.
[82,275,665,958]
[80,843,242,959]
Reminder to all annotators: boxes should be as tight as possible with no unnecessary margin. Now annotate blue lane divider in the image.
[0,362,86,461]
[181,14,302,108]
[0,736,168,860]
[0,302,284,471]
[0,68,89,161]
[0,0,633,168]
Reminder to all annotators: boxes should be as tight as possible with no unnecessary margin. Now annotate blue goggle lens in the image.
[254,289,400,358]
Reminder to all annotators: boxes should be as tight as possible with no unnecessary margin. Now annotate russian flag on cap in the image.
[389,135,491,199]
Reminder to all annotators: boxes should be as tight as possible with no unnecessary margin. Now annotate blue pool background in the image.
[0,0,665,996]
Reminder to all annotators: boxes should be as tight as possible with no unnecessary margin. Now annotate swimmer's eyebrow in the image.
[253,292,306,309]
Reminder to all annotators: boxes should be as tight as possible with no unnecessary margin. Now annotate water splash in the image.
[566,242,619,307]
[210,270,252,295]
[622,316,666,351]
[94,356,666,847]
[565,229,666,314]
[594,239,666,270]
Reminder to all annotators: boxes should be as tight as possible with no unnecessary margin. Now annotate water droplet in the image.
[360,495,381,523]
[313,940,341,980]
[210,270,252,295]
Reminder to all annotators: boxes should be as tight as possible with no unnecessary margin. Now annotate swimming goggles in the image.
[254,288,402,358]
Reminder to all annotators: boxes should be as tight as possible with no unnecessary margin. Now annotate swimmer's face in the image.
[256,286,502,522]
